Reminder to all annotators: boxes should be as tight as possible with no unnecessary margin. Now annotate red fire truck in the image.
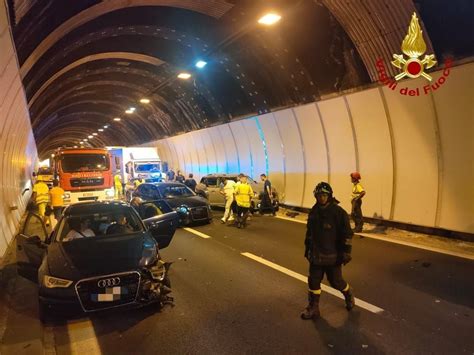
[53,148,114,204]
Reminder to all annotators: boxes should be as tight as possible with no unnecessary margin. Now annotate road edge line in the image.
[276,216,474,261]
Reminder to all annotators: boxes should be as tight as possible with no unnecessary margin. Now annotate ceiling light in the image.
[125,109,133,114]
[80,141,84,144]
[88,135,93,139]
[74,146,78,148]
[113,117,121,121]
[258,13,281,25]
[92,133,98,136]
[130,107,136,111]
[98,129,104,132]
[195,60,207,69]
[177,72,191,79]
[104,125,109,128]
[84,139,88,142]
[140,98,150,104]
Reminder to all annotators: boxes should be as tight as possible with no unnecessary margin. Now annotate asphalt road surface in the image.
[1,212,473,354]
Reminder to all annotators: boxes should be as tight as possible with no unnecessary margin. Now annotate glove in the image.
[342,253,352,265]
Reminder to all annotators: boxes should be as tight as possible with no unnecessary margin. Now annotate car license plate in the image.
[91,286,127,302]
[83,192,94,197]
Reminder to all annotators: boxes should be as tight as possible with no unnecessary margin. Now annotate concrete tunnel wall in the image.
[0,2,38,259]
[144,62,474,234]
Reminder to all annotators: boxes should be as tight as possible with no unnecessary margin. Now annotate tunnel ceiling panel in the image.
[6,0,471,157]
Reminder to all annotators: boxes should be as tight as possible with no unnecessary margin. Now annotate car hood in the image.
[47,233,146,280]
[164,195,208,208]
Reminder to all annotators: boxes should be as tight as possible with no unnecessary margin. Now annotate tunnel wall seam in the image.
[144,62,474,234]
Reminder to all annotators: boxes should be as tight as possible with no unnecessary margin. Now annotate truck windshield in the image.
[61,154,110,173]
[135,163,161,172]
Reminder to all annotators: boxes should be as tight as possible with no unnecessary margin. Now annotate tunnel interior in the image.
[0,0,473,256]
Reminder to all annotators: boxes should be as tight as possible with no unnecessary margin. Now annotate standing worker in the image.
[49,179,64,226]
[32,176,50,226]
[220,177,236,224]
[114,171,123,199]
[134,174,145,188]
[301,182,354,320]
[259,174,276,216]
[184,173,197,192]
[175,170,185,183]
[234,174,254,228]
[350,172,366,232]
[166,168,175,182]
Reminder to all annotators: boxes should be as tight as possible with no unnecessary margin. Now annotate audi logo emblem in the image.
[97,277,121,288]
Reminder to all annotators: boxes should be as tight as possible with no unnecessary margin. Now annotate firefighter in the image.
[350,172,365,232]
[301,182,355,320]
[32,176,50,226]
[114,171,123,199]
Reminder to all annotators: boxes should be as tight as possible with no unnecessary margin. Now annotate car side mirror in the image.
[29,235,43,246]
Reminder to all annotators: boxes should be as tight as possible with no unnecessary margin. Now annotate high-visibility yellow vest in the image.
[33,181,49,204]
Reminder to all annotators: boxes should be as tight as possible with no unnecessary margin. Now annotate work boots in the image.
[300,292,320,320]
[342,287,355,311]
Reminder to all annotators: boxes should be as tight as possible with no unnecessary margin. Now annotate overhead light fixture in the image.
[104,125,109,129]
[125,109,133,114]
[92,133,98,136]
[195,60,207,69]
[177,72,191,79]
[84,139,88,142]
[113,117,121,121]
[51,154,55,158]
[73,146,78,148]
[130,107,136,112]
[98,129,104,132]
[258,13,281,25]
[80,141,84,144]
[88,135,93,139]
[140,98,150,104]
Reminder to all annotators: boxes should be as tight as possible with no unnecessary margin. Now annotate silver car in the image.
[196,174,279,212]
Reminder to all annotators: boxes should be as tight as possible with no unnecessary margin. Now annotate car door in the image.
[16,213,48,283]
[205,177,220,204]
[143,211,179,249]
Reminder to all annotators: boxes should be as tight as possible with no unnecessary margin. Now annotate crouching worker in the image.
[301,182,355,320]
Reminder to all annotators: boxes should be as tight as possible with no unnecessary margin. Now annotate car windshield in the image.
[158,185,195,198]
[57,207,143,242]
[135,163,161,172]
[61,154,110,173]
[38,167,52,174]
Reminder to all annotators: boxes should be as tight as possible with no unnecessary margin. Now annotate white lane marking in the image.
[277,216,474,261]
[241,252,384,314]
[276,215,307,224]
[357,233,474,261]
[183,227,212,239]
[66,319,102,354]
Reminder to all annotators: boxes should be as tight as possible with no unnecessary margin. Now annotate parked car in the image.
[132,182,212,225]
[195,174,279,212]
[16,201,178,321]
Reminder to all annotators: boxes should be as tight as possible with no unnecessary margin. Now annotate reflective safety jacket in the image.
[234,182,253,208]
[33,181,49,204]
[305,200,353,265]
[351,182,365,200]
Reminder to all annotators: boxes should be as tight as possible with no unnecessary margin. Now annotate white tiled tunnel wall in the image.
[147,63,474,234]
[0,1,38,259]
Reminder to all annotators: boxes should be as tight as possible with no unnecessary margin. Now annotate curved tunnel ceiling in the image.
[6,0,471,158]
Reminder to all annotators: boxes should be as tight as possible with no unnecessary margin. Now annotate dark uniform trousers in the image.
[351,199,363,231]
[308,264,347,291]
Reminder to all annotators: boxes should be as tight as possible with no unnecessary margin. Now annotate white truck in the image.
[107,146,166,184]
